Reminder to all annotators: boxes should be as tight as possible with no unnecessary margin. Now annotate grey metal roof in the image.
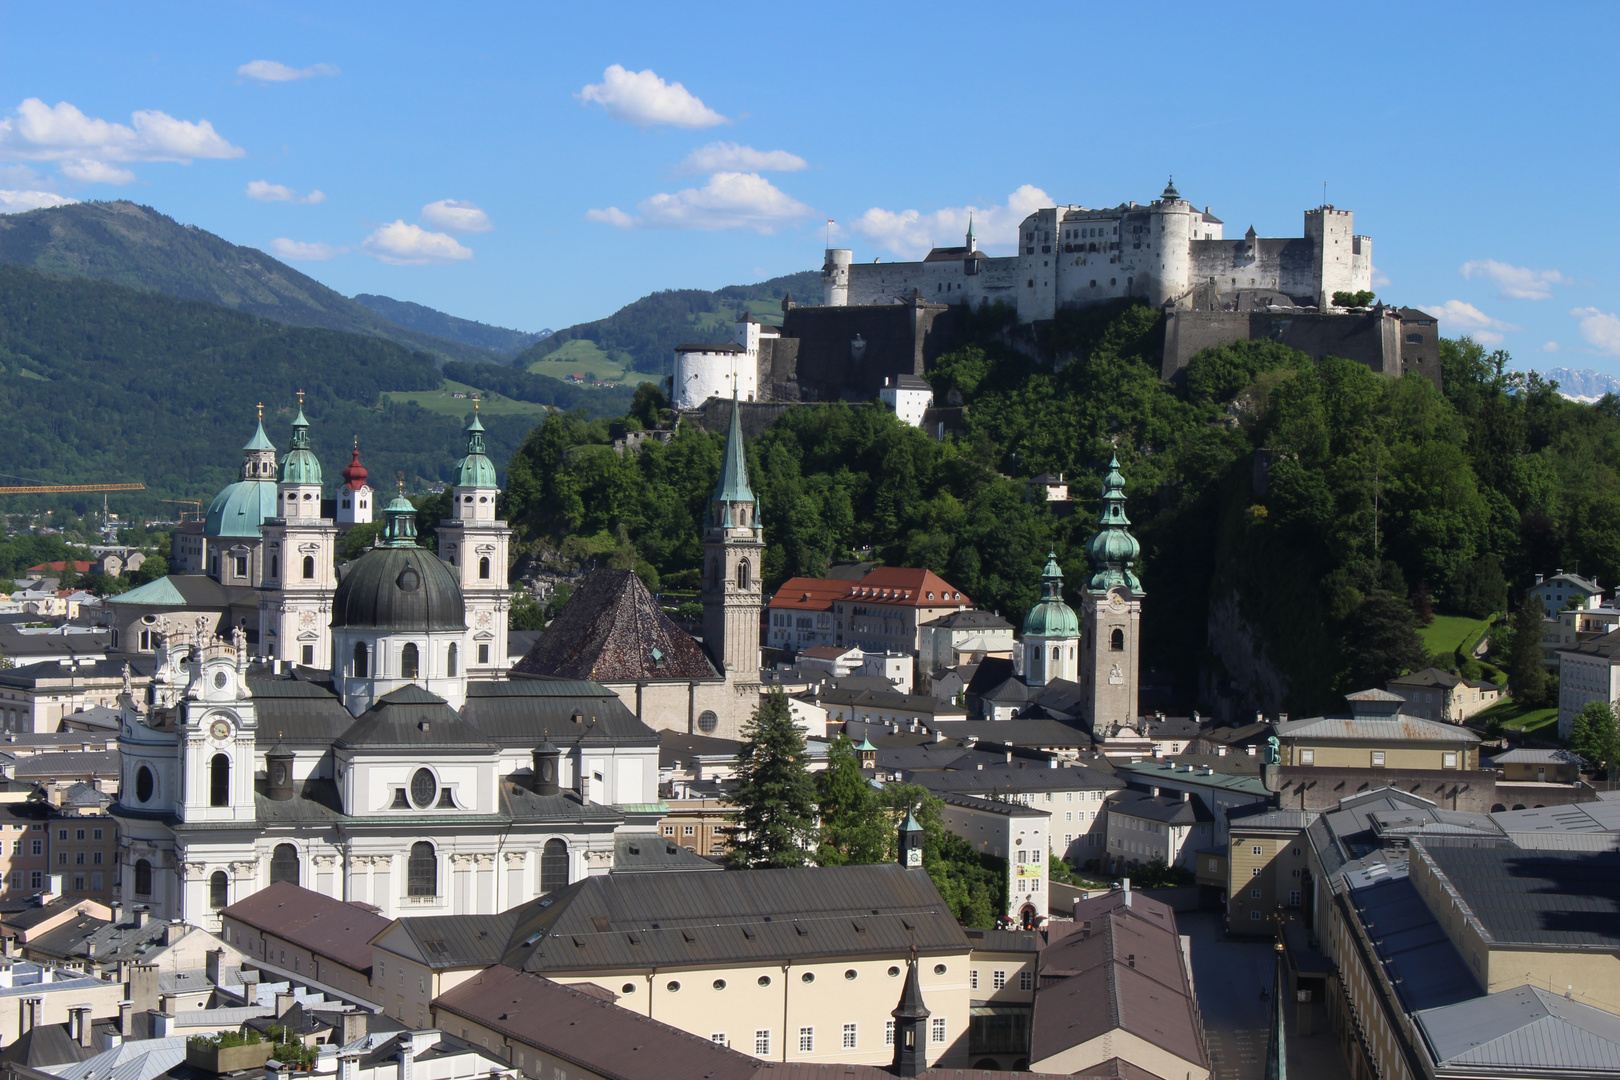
[335,685,495,751]
[1493,801,1620,836]
[1415,983,1620,1071]
[920,609,1012,630]
[1108,789,1212,825]
[611,833,722,873]
[0,656,150,689]
[393,911,519,969]
[936,791,1048,817]
[910,760,1120,797]
[1275,713,1481,743]
[501,863,970,974]
[1421,844,1620,948]
[1227,807,1316,831]
[658,729,741,768]
[1345,874,1479,1013]
[10,750,119,777]
[927,718,1093,748]
[463,680,658,748]
[1488,747,1588,766]
[248,673,361,745]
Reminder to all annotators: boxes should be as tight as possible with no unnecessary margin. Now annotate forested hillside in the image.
[353,294,550,356]
[501,300,1614,715]
[0,201,498,365]
[0,263,536,507]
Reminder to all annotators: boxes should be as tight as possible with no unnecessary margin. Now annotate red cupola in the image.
[342,441,370,491]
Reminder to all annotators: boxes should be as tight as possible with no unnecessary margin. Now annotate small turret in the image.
[965,213,977,254]
[1085,457,1142,594]
[337,440,373,525]
[241,404,278,481]
[898,809,925,868]
[890,958,932,1077]
[380,481,419,548]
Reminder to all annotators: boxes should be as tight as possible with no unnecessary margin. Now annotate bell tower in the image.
[259,394,338,668]
[700,396,763,677]
[438,402,512,676]
[1080,457,1143,730]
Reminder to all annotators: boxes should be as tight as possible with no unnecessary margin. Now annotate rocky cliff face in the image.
[1204,589,1292,721]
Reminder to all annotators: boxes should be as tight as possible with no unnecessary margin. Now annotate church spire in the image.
[280,391,322,485]
[1084,456,1141,593]
[890,956,932,1077]
[453,400,498,489]
[711,392,756,511]
[965,212,977,253]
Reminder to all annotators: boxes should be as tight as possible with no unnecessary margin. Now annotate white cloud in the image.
[1460,259,1571,301]
[1539,341,1562,353]
[588,172,811,234]
[58,159,135,184]
[674,142,806,175]
[237,60,340,83]
[1424,299,1521,347]
[854,185,1052,260]
[361,221,473,265]
[0,98,243,187]
[1572,307,1620,356]
[269,238,343,261]
[246,180,325,204]
[1371,265,1391,288]
[420,199,491,234]
[585,206,634,227]
[0,189,76,214]
[577,65,728,129]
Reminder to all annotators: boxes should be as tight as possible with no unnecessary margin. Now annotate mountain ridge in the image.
[353,293,551,356]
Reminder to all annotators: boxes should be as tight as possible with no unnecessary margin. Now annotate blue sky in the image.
[1,1,1617,372]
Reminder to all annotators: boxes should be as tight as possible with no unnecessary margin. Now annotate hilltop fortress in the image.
[671,180,1439,419]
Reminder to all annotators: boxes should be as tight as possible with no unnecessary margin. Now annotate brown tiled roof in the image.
[220,880,389,974]
[510,569,718,682]
[767,576,850,612]
[433,965,761,1080]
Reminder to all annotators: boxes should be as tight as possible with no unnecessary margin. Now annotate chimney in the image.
[1255,711,1263,725]
[1048,759,1058,769]
[340,1011,367,1046]
[118,1000,134,1037]
[531,742,561,797]
[129,964,160,1014]
[44,873,63,902]
[164,919,183,946]
[134,906,149,928]
[205,948,223,988]
[20,997,40,1035]
[932,730,944,744]
[1121,878,1132,907]
[398,1039,415,1080]
[109,901,123,926]
[276,991,296,1018]
[1181,790,1190,803]
[74,1004,94,1047]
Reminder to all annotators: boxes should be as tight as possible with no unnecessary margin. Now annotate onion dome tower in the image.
[260,392,338,667]
[200,406,280,585]
[1022,552,1079,687]
[1079,456,1143,730]
[337,439,374,525]
[438,401,512,676]
[333,486,468,715]
[700,394,763,677]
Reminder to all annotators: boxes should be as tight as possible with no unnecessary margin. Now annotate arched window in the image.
[134,859,152,896]
[302,555,315,580]
[478,556,490,580]
[270,844,299,886]
[269,555,279,580]
[446,643,458,678]
[1051,646,1061,660]
[210,753,230,807]
[209,870,228,910]
[401,643,420,680]
[1110,629,1125,652]
[353,641,369,678]
[135,765,154,802]
[407,842,436,897]
[541,839,569,894]
[736,560,751,590]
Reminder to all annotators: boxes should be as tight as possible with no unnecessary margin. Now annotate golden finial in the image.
[256,402,263,420]
[473,395,481,413]
[397,470,405,496]
[353,436,359,450]
[296,389,305,409]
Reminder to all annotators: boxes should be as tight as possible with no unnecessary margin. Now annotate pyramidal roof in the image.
[511,569,718,683]
[712,397,754,505]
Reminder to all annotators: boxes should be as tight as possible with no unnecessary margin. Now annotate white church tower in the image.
[438,404,512,675]
[1022,553,1079,687]
[259,396,338,668]
[336,439,374,525]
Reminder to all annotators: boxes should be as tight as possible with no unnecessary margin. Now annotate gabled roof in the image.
[511,569,718,683]
[1388,667,1463,690]
[335,685,495,751]
[767,577,850,612]
[1275,712,1481,744]
[219,880,389,974]
[1108,789,1213,825]
[1416,984,1620,1072]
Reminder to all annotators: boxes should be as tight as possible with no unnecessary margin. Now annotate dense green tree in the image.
[1341,590,1431,689]
[1569,701,1619,774]
[1510,599,1550,707]
[509,589,546,632]
[815,737,887,866]
[722,692,818,869]
[1451,554,1508,618]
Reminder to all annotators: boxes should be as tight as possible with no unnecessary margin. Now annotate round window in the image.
[135,765,154,803]
[397,567,421,593]
[887,966,900,978]
[698,711,719,734]
[410,768,437,808]
[844,969,857,981]
[801,972,814,983]
[667,980,681,992]
[757,975,771,987]
[712,979,726,991]
[621,983,636,995]
[213,671,228,689]
[933,964,947,975]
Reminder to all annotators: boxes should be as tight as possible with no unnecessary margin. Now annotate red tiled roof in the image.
[27,562,94,574]
[767,576,850,612]
[767,567,971,612]
[219,880,389,975]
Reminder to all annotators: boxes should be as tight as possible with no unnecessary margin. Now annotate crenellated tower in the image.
[700,396,764,676]
[438,403,512,675]
[1079,456,1143,730]
[259,394,338,667]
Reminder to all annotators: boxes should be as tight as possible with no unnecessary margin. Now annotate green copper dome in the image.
[1023,552,1079,637]
[1085,456,1142,593]
[279,404,323,486]
[204,480,279,538]
[454,411,499,489]
[243,418,276,452]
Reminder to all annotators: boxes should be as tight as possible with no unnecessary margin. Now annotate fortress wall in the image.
[1162,311,1251,380]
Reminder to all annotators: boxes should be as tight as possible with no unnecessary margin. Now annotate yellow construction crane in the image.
[0,483,145,495]
[159,498,203,523]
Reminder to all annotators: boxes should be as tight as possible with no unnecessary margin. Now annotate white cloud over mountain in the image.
[247,180,325,204]
[1572,307,1620,356]
[269,238,343,261]
[674,142,806,174]
[1460,259,1571,301]
[588,172,810,234]
[361,221,473,265]
[237,60,341,83]
[0,98,242,186]
[578,65,728,129]
[854,185,1052,260]
[1424,299,1520,346]
[0,189,75,213]
[420,199,491,233]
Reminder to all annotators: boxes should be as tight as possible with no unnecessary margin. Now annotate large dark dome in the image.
[332,545,466,632]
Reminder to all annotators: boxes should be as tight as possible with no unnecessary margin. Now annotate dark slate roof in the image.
[1343,874,1479,1013]
[3,897,90,932]
[0,1022,102,1069]
[103,574,244,610]
[659,729,741,768]
[910,761,1121,797]
[928,718,1092,749]
[392,911,520,969]
[936,792,1047,817]
[920,609,1013,630]
[1388,667,1464,690]
[463,681,658,748]
[332,545,466,633]
[673,342,745,353]
[434,966,761,1080]
[335,685,495,751]
[220,881,390,974]
[611,833,722,873]
[1421,844,1620,948]
[11,750,119,777]
[247,670,358,745]
[964,657,1017,699]
[511,569,719,683]
[0,656,151,689]
[1414,984,1620,1072]
[501,863,969,973]
[1108,790,1213,826]
[817,686,964,716]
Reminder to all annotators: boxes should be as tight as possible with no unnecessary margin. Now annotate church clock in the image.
[209,718,232,741]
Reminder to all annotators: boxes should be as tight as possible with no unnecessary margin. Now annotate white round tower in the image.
[672,344,753,410]
[1149,177,1193,308]
[822,248,852,306]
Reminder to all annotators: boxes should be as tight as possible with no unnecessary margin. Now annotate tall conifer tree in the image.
[722,691,817,869]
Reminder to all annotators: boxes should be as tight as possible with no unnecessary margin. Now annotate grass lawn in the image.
[380,379,554,419]
[524,339,635,384]
[1473,697,1560,737]
[1418,613,1493,657]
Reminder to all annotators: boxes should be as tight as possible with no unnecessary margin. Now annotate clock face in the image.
[210,719,232,741]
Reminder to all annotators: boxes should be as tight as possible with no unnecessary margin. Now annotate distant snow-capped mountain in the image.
[1539,367,1620,402]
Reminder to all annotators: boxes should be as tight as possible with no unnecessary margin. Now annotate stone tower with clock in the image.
[437,406,512,677]
[259,398,338,668]
[1079,456,1143,730]
[700,397,764,677]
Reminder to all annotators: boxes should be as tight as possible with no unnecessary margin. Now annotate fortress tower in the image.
[1079,457,1143,729]
[822,248,852,306]
[259,396,338,667]
[438,404,512,676]
[1149,177,1195,307]
[700,397,763,676]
